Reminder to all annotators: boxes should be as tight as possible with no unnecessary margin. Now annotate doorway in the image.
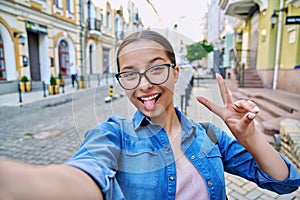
[28,31,41,81]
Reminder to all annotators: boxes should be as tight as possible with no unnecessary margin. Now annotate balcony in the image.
[87,18,101,32]
[220,0,267,20]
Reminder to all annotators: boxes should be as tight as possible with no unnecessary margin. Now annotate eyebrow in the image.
[120,57,167,72]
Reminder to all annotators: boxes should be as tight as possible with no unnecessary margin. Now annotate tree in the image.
[185,40,214,63]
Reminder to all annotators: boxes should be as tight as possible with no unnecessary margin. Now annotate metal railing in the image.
[230,48,245,87]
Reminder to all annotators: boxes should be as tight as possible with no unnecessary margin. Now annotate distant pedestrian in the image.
[70,62,79,88]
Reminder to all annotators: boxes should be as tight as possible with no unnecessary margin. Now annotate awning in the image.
[224,0,263,20]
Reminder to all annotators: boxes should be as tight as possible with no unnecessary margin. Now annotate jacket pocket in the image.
[206,145,225,186]
[117,138,160,189]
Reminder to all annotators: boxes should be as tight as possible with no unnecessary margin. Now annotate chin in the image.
[141,105,168,119]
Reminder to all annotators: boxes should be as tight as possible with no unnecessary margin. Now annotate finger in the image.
[233,99,260,113]
[196,96,223,118]
[216,73,232,105]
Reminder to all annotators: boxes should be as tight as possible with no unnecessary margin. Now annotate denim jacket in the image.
[66,108,300,200]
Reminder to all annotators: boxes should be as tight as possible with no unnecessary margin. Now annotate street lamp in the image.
[13,32,26,45]
[271,7,288,28]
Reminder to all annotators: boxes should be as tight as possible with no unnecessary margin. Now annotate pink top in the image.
[175,154,209,200]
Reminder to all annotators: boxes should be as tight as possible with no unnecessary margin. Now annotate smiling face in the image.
[118,39,179,119]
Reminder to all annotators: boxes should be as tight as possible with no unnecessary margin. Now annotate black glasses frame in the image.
[115,63,175,90]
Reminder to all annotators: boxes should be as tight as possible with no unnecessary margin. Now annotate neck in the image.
[151,106,181,140]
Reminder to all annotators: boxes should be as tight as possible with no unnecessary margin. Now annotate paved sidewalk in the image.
[186,79,300,200]
[0,78,116,107]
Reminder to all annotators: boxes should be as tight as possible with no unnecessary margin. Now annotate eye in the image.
[121,72,138,80]
[149,65,165,74]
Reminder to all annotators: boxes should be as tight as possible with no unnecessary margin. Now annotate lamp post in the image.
[271,7,288,29]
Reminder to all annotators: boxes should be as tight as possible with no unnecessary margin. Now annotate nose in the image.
[139,74,153,90]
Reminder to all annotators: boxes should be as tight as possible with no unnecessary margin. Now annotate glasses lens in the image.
[117,64,172,90]
[118,71,140,89]
[146,64,169,84]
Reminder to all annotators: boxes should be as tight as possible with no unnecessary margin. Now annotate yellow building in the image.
[220,0,300,94]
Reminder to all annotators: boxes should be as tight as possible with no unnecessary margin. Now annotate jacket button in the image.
[191,155,195,160]
[169,176,175,181]
[208,181,213,186]
[165,146,170,152]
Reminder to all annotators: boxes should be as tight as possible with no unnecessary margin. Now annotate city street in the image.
[0,76,299,199]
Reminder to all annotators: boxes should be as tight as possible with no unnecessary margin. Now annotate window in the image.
[0,35,6,80]
[58,40,69,76]
[66,0,74,13]
[54,0,62,8]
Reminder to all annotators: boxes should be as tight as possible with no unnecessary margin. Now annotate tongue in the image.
[144,99,156,111]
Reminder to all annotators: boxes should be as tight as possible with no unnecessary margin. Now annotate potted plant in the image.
[20,75,31,92]
[56,72,63,86]
[48,74,57,95]
[78,75,86,89]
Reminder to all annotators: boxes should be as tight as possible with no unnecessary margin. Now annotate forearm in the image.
[0,159,103,200]
[240,131,289,181]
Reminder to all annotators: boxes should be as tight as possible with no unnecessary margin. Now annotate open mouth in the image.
[138,94,161,111]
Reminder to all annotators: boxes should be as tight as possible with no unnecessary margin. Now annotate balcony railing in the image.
[87,18,101,32]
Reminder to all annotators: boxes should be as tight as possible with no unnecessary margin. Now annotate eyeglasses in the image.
[115,63,175,90]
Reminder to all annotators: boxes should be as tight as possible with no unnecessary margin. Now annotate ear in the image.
[173,65,180,83]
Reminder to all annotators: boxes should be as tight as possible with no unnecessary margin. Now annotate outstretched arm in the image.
[196,74,289,181]
[0,159,103,200]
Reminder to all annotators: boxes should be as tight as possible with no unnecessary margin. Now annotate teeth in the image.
[141,94,159,101]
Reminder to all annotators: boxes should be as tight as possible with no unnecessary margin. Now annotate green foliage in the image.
[79,75,84,81]
[21,76,28,82]
[58,72,62,79]
[185,40,214,62]
[50,74,56,86]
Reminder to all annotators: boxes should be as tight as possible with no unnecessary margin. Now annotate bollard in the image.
[18,81,22,103]
[88,75,91,88]
[97,74,100,86]
[109,85,114,98]
[43,81,47,97]
[61,81,65,93]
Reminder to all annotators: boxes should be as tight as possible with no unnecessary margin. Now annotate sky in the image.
[94,0,208,42]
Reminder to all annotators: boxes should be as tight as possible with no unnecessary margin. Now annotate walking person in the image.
[70,62,79,89]
[0,30,299,200]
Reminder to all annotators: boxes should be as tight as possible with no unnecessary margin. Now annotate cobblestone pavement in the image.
[187,79,300,200]
[0,79,299,199]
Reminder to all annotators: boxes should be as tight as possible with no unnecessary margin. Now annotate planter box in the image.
[79,80,86,89]
[25,82,31,92]
[19,82,25,92]
[48,85,55,95]
[55,85,60,94]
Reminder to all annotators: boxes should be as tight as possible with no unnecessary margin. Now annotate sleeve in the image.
[64,116,125,199]
[209,123,300,194]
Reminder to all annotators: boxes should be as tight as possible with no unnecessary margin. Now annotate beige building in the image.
[0,0,143,94]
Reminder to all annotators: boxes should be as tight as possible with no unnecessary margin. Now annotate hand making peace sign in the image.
[196,73,260,144]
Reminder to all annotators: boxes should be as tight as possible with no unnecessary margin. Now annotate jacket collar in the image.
[132,107,196,139]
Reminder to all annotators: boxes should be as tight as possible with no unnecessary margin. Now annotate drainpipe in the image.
[272,0,284,90]
[79,0,85,75]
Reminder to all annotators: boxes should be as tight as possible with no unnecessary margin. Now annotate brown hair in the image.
[116,30,176,72]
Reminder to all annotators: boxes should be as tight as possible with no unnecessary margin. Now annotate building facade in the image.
[0,0,143,94]
[218,0,300,94]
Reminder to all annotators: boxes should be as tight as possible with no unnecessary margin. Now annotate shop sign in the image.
[25,21,48,34]
[285,16,300,25]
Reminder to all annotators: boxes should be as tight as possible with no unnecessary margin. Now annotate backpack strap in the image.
[200,122,218,144]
